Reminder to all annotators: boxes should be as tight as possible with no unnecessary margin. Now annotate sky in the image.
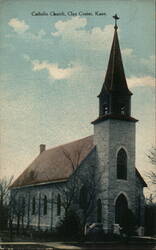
[0,0,155,192]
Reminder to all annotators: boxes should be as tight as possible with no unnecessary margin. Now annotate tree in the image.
[145,195,156,236]
[120,209,137,238]
[55,174,80,216]
[56,209,81,240]
[0,176,25,239]
[79,165,100,229]
[145,146,156,236]
[55,147,101,235]
[147,147,156,185]
[7,188,28,239]
[55,145,87,216]
[0,176,14,207]
[0,176,14,231]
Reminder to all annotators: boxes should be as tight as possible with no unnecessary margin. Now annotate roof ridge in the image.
[46,134,93,152]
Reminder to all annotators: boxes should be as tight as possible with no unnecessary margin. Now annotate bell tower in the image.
[92,15,138,232]
[94,14,136,123]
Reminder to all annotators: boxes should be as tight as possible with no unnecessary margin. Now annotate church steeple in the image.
[92,15,137,124]
[100,14,132,96]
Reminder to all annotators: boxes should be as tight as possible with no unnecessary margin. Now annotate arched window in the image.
[117,148,127,180]
[137,195,141,226]
[103,105,109,114]
[22,197,25,216]
[97,199,102,222]
[32,197,36,215]
[120,104,125,114]
[115,194,128,226]
[79,185,88,209]
[57,194,61,216]
[43,195,47,215]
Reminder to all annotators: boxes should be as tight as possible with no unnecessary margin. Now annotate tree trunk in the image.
[50,192,53,231]
[16,215,20,234]
[9,218,13,241]
[27,192,30,228]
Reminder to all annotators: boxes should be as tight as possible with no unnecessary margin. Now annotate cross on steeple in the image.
[113,14,119,29]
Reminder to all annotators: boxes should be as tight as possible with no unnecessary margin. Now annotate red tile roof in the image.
[11,135,95,188]
[11,134,147,189]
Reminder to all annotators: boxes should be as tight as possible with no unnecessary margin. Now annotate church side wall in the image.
[10,149,97,231]
[94,120,110,232]
[11,182,66,231]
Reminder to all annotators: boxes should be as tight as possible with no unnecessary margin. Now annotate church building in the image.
[10,16,147,234]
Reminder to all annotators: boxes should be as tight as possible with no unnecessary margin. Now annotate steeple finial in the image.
[113,14,119,30]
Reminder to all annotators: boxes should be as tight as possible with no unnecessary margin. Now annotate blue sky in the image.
[0,0,155,190]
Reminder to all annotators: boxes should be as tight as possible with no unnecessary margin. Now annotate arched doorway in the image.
[115,194,128,226]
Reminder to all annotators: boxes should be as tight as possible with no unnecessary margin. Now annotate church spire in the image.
[99,14,132,97]
[92,15,137,124]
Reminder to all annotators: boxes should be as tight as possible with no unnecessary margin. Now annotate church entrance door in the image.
[115,194,128,226]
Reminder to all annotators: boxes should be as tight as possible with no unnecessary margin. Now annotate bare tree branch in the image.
[54,146,102,233]
[0,175,14,206]
[146,147,156,185]
[147,147,156,166]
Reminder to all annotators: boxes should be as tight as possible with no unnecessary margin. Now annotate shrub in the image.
[120,209,137,238]
[145,203,156,236]
[56,210,82,240]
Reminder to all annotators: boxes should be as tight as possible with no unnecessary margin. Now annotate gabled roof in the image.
[99,27,132,97]
[136,168,147,187]
[11,135,95,188]
[11,134,147,189]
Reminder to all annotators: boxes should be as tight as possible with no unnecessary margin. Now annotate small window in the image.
[43,195,47,215]
[137,195,141,225]
[32,197,36,215]
[97,199,102,222]
[117,148,127,180]
[57,194,61,216]
[103,105,109,114]
[22,197,25,216]
[121,105,125,114]
[79,185,88,209]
